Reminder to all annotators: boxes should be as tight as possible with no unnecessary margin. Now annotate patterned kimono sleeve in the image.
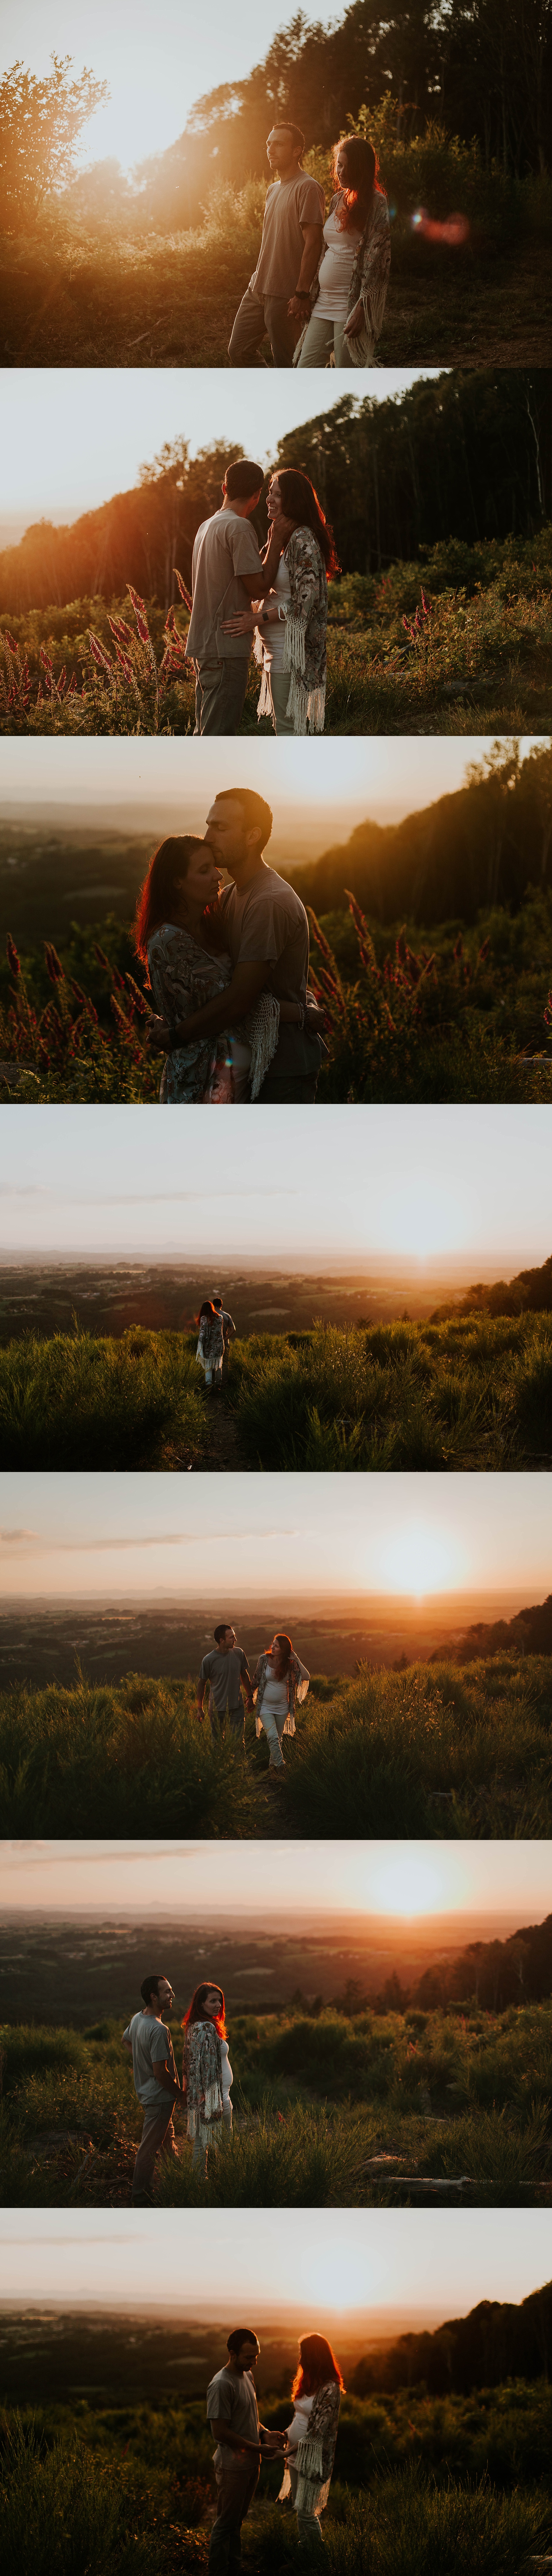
[361,192,390,337]
[147,931,192,1025]
[198,2023,223,2126]
[294,1654,310,1706]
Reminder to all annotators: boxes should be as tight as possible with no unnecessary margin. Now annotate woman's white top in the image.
[261,1671,290,1720]
[262,554,292,671]
[286,2393,314,2452]
[316,208,361,318]
[219,2037,233,2102]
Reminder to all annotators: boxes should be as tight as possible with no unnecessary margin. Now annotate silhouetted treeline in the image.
[352,2280,552,2397]
[1,372,550,615]
[440,1593,552,1664]
[137,0,551,218]
[371,1912,552,2016]
[287,745,552,925]
[431,1252,552,1321]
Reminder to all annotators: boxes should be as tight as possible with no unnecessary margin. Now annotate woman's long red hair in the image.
[264,1632,293,1674]
[133,834,226,967]
[332,135,382,235]
[182,1981,227,2038]
[292,2332,345,2400]
[273,470,340,579]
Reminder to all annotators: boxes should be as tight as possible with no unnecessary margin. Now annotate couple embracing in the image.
[207,2325,344,2570]
[134,786,325,1103]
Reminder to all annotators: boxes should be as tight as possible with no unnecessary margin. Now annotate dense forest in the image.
[1,372,550,616]
[432,1249,552,1319]
[132,0,552,225]
[353,2278,552,2396]
[372,1910,552,2015]
[443,1592,552,1663]
[290,742,552,922]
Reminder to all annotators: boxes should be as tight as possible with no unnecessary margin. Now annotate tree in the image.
[0,55,109,228]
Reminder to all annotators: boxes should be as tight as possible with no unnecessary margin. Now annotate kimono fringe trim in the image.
[287,671,326,735]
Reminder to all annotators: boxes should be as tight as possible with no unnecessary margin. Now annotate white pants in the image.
[259,1706,287,1769]
[192,2099,232,2169]
[205,1356,223,1386]
[296,313,351,368]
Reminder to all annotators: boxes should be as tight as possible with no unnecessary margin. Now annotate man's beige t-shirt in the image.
[250,175,325,298]
[185,509,262,664]
[219,864,310,1010]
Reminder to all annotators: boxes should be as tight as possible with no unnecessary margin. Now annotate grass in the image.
[1,2000,552,2208]
[1,2402,551,2575]
[1,1651,551,1838]
[3,1313,552,1474]
[1,541,551,739]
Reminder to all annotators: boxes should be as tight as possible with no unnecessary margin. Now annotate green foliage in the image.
[1,1650,551,1841]
[230,1312,552,1474]
[0,55,108,227]
[0,925,163,1100]
[0,2413,162,2576]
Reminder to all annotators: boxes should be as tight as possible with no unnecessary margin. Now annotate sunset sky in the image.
[1,369,442,532]
[6,1,341,170]
[1,1469,550,1601]
[1,1104,550,1267]
[2,1834,551,1921]
[0,734,546,843]
[1,2207,550,2317]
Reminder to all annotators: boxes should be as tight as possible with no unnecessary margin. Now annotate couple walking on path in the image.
[207,2326,343,2569]
[197,1622,310,1775]
[228,121,390,371]
[134,786,326,1103]
[123,1975,232,2202]
[182,455,337,738]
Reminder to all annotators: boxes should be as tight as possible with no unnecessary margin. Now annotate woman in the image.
[295,136,390,369]
[196,1299,226,1391]
[221,469,338,737]
[252,1631,310,1779]
[278,2332,344,2551]
[133,834,279,1101]
[182,1981,232,2173]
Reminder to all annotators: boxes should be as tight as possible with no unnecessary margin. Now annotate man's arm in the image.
[149,958,270,1049]
[240,1648,254,1710]
[288,220,323,319]
[209,2417,261,2457]
[121,2036,133,2055]
[152,2056,181,2093]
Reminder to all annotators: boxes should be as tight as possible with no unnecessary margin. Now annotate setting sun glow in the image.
[377,1521,464,1596]
[379,1177,472,1258]
[372,1855,450,1917]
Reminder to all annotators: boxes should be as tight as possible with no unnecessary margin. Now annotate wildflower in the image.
[88,632,112,674]
[44,944,64,985]
[127,586,150,644]
[174,568,193,613]
[6,934,20,977]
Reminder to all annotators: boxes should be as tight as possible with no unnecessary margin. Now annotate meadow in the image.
[2,2393,551,2576]
[1,1649,551,1838]
[1,1996,552,2210]
[2,1312,552,1476]
[2,535,551,740]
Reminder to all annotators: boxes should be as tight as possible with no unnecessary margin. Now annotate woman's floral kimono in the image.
[295,187,390,367]
[255,527,328,735]
[279,2381,341,2518]
[147,921,279,1102]
[196,1310,225,1375]
[183,2018,224,2150]
[252,1649,310,1743]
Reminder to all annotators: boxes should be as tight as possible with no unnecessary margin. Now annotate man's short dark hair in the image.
[273,122,304,155]
[224,458,265,501]
[213,788,273,852]
[227,2328,260,2355]
[140,1974,162,2006]
[214,1622,232,1643]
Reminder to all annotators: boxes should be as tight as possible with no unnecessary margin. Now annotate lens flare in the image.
[411,207,470,245]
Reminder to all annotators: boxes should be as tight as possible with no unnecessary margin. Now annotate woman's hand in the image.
[219,609,256,636]
[344,299,363,338]
[305,1001,327,1035]
[147,1013,191,1048]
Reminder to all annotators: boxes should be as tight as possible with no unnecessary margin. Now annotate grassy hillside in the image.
[1,2399,550,2576]
[1,1652,551,1839]
[1,1998,551,2208]
[1,1314,552,1473]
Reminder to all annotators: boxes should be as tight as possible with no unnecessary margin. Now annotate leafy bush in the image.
[0,2414,162,2576]
[0,929,163,1100]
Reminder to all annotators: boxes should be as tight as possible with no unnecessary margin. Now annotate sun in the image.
[371,1854,448,1917]
[377,1521,462,1597]
[378,1175,472,1259]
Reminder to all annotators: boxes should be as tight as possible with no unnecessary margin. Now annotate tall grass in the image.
[0,1326,205,1469]
[1,1651,550,1838]
[232,1314,552,1473]
[1,2415,162,2576]
[2,2002,552,2205]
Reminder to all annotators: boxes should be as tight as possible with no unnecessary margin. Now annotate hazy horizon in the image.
[1,1106,550,1266]
[2,1836,550,1921]
[4,0,340,174]
[1,1471,550,1600]
[3,733,540,841]
[1,2207,549,2316]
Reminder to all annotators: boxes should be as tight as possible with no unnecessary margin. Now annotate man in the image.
[197,1624,254,1747]
[210,1293,236,1364]
[184,458,265,736]
[147,789,326,1103]
[122,1972,183,2207]
[229,124,324,369]
[207,2328,285,2575]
